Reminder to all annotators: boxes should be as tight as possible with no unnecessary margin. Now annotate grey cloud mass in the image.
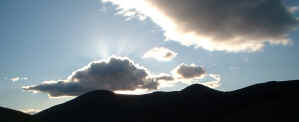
[172,64,205,79]
[24,57,219,97]
[104,0,298,52]
[24,57,159,97]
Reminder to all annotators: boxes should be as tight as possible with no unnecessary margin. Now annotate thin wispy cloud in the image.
[10,77,20,82]
[10,77,29,82]
[143,47,177,61]
[103,0,298,52]
[288,6,299,13]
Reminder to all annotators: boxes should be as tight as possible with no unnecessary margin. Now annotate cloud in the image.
[143,47,177,61]
[288,6,299,13]
[151,64,206,86]
[201,74,221,89]
[172,64,205,80]
[23,77,29,80]
[10,77,29,82]
[21,109,40,115]
[24,56,159,97]
[24,56,220,97]
[10,77,20,82]
[103,0,298,52]
[153,73,175,82]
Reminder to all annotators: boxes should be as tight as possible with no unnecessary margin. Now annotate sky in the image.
[0,0,299,113]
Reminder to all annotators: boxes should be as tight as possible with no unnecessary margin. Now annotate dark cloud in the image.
[24,81,90,97]
[104,0,298,52]
[172,64,205,79]
[24,57,220,97]
[24,57,159,97]
[171,64,221,88]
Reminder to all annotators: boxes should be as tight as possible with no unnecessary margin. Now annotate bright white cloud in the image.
[10,77,20,82]
[114,89,149,95]
[21,109,40,115]
[201,74,221,89]
[103,0,298,52]
[143,47,177,61]
[10,77,29,82]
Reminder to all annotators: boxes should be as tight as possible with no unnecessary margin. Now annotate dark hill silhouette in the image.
[33,80,299,122]
[1,80,299,122]
[0,107,33,122]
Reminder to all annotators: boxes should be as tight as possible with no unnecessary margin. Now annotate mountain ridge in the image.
[1,80,299,122]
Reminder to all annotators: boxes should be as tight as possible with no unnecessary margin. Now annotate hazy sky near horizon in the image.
[0,0,299,112]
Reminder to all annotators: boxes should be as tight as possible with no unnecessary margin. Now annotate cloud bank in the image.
[24,57,159,97]
[143,47,177,61]
[24,56,220,97]
[103,0,298,52]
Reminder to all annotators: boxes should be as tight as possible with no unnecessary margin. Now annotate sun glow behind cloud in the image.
[94,39,139,59]
[102,0,178,39]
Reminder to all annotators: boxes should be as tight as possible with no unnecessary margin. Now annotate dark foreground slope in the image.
[33,80,299,122]
[0,107,33,122]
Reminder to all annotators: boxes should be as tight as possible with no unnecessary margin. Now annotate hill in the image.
[33,80,299,122]
[0,107,33,122]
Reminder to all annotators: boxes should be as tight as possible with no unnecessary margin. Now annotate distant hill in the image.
[34,80,299,122]
[1,80,299,122]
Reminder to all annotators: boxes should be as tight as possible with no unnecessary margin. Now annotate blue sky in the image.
[0,0,299,112]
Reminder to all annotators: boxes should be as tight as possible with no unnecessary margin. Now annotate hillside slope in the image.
[0,107,33,122]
